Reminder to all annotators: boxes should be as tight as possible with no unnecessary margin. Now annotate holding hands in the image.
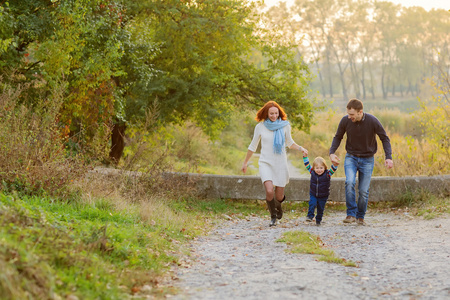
[299,146,308,157]
[329,154,340,166]
[329,154,393,170]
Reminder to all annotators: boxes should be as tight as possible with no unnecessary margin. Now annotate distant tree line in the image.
[265,0,450,100]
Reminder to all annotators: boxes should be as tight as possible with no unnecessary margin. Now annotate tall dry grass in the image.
[78,169,204,235]
[118,104,448,179]
[77,105,206,231]
[376,133,450,176]
[0,81,89,198]
[122,110,256,176]
[290,108,449,177]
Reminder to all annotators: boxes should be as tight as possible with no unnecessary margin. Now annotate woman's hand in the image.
[241,162,248,174]
[300,146,308,157]
[242,150,254,174]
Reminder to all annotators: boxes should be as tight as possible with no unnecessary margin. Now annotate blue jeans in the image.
[307,194,328,223]
[344,154,374,219]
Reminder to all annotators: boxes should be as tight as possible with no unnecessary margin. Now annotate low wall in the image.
[93,168,449,202]
[185,173,450,202]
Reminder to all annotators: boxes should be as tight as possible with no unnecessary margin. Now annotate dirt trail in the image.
[168,211,450,300]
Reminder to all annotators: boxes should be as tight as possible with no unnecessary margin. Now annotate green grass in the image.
[0,187,346,300]
[369,189,450,219]
[1,187,447,299]
[0,192,173,299]
[168,197,267,219]
[277,231,357,267]
[0,192,270,299]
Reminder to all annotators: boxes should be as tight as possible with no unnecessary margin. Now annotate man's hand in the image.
[385,159,394,169]
[330,154,340,166]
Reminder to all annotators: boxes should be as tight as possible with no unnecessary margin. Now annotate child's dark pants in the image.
[307,194,328,223]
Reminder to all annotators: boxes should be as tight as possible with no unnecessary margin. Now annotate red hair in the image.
[255,101,287,122]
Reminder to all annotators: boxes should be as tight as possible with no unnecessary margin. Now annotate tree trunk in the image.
[361,57,366,100]
[406,79,412,96]
[308,39,327,97]
[314,59,326,97]
[381,65,388,100]
[346,48,360,99]
[326,48,333,98]
[368,58,376,99]
[109,121,127,164]
[330,42,348,100]
[338,63,348,101]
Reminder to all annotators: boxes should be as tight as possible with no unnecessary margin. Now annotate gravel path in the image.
[169,211,450,300]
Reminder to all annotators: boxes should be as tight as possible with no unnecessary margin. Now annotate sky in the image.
[259,0,449,11]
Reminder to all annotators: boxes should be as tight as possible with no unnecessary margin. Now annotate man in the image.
[329,99,393,225]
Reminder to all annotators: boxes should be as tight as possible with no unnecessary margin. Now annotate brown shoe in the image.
[357,218,366,226]
[343,216,356,223]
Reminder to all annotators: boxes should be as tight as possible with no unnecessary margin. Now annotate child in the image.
[303,155,338,225]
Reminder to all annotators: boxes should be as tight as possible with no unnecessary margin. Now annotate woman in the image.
[242,101,308,226]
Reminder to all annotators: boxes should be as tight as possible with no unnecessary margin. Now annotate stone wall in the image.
[184,173,450,202]
[94,168,449,202]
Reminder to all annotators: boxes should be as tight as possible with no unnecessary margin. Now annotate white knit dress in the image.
[248,122,295,187]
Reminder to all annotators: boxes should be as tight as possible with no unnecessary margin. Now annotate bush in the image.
[122,110,256,176]
[0,80,88,198]
[371,108,419,137]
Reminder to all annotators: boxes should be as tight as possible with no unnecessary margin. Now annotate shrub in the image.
[371,108,419,137]
[0,80,88,198]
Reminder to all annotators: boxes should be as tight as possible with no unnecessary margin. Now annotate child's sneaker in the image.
[316,222,321,226]
[306,217,313,222]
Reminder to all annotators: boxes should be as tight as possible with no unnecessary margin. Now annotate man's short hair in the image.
[347,98,363,111]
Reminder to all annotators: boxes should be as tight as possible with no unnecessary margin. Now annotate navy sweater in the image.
[329,113,392,159]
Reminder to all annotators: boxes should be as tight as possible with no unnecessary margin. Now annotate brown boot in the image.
[266,199,277,226]
[274,195,285,220]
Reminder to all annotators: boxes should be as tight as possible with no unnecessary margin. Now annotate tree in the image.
[0,0,129,157]
[265,1,327,97]
[116,0,314,153]
[1,0,315,163]
[416,56,450,151]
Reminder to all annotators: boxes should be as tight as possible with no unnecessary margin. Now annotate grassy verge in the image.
[369,190,450,219]
[1,185,447,299]
[277,231,357,267]
[0,192,266,299]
